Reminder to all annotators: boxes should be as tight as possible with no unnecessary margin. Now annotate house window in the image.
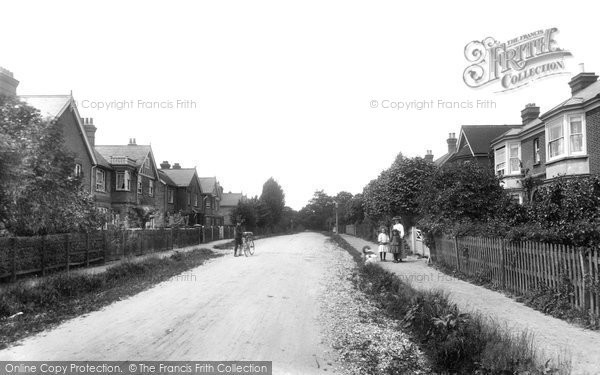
[495,146,506,176]
[148,180,154,196]
[74,163,83,177]
[137,178,143,195]
[168,189,174,204]
[187,192,191,205]
[194,193,198,207]
[547,120,564,159]
[509,143,520,174]
[116,171,131,191]
[569,115,584,153]
[533,138,540,164]
[96,169,106,192]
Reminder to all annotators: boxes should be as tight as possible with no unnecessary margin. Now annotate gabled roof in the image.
[158,170,176,186]
[199,177,217,194]
[95,145,152,167]
[161,168,199,188]
[20,94,97,165]
[221,193,244,207]
[433,153,452,166]
[458,125,521,156]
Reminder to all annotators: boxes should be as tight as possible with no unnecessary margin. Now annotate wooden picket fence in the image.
[433,236,600,316]
[0,226,236,282]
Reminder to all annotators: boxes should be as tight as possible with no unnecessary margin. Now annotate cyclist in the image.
[233,222,244,257]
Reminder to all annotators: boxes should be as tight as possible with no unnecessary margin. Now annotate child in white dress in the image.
[377,228,390,261]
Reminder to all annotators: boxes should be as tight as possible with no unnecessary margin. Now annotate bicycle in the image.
[242,231,255,256]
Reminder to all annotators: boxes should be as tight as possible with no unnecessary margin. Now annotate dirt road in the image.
[342,234,600,375]
[0,233,338,374]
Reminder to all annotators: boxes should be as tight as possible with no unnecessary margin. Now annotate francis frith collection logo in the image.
[463,28,572,92]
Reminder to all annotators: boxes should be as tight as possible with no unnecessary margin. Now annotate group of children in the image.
[377,217,405,263]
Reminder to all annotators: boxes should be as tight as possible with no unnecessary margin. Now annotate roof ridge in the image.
[19,94,72,98]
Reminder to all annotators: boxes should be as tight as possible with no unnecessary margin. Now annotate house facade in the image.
[160,162,204,226]
[221,193,245,225]
[199,177,224,226]
[96,140,160,227]
[491,69,600,202]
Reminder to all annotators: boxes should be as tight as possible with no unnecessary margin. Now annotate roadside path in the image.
[342,234,600,375]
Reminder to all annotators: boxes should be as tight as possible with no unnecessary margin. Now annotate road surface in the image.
[0,233,339,374]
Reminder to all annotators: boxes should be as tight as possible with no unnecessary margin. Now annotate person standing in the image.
[377,228,390,261]
[389,229,403,262]
[392,217,406,262]
[233,222,243,257]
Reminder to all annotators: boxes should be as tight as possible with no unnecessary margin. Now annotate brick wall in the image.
[587,106,600,175]
[58,109,93,191]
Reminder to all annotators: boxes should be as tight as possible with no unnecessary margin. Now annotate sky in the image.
[3,0,600,210]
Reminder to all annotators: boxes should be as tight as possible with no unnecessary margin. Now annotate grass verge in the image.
[329,234,570,374]
[0,248,221,349]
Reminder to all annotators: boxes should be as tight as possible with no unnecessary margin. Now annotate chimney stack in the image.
[568,64,598,96]
[172,163,181,169]
[128,138,137,146]
[521,103,540,125]
[160,161,171,169]
[447,133,457,154]
[82,118,97,146]
[0,67,19,96]
[424,150,434,162]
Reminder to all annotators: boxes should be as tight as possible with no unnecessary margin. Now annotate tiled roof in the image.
[433,153,452,166]
[95,145,152,167]
[221,193,243,206]
[20,95,71,119]
[158,170,176,186]
[161,168,197,187]
[93,150,113,169]
[460,125,521,155]
[199,177,217,194]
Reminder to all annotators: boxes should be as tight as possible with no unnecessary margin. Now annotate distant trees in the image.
[0,95,103,236]
[230,177,295,233]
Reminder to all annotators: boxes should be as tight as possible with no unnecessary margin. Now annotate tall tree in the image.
[259,177,285,228]
[0,95,103,235]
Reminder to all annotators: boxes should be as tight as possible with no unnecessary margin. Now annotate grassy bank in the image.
[0,248,221,349]
[329,234,569,374]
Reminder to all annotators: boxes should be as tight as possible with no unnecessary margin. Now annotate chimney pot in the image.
[447,132,457,154]
[521,103,540,124]
[83,118,97,147]
[172,163,181,169]
[160,161,171,169]
[569,70,598,96]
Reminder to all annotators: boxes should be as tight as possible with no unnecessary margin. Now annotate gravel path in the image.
[342,234,600,375]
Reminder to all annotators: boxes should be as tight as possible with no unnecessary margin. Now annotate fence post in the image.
[454,237,461,272]
[500,238,506,289]
[65,233,70,273]
[11,237,17,282]
[85,232,90,267]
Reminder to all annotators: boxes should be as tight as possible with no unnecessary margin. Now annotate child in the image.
[377,228,390,261]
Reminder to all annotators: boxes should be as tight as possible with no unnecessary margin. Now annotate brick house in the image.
[156,169,177,226]
[96,139,160,227]
[491,67,600,202]
[221,193,246,225]
[199,177,224,226]
[159,162,204,226]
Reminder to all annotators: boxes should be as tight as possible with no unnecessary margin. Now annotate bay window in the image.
[116,171,131,191]
[96,169,106,192]
[548,120,564,159]
[495,146,506,176]
[569,115,583,153]
[509,143,520,174]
